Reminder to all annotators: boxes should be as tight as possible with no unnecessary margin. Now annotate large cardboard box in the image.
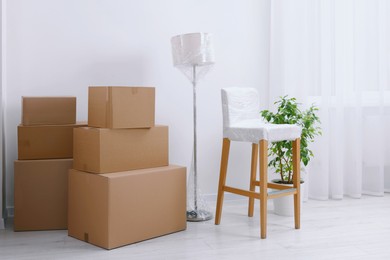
[14,159,73,231]
[73,125,168,173]
[22,96,76,125]
[68,165,187,250]
[18,122,87,160]
[88,86,155,129]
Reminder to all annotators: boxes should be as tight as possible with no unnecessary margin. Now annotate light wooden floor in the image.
[1,195,390,260]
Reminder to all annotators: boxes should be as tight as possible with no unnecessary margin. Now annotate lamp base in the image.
[186,209,213,222]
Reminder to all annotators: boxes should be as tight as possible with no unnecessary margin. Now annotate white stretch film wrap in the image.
[186,151,211,218]
[171,32,215,221]
[221,88,301,143]
[171,33,215,82]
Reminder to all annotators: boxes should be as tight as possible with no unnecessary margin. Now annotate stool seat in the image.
[224,118,301,143]
[215,87,302,239]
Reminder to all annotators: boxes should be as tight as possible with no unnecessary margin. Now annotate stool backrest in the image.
[221,88,260,128]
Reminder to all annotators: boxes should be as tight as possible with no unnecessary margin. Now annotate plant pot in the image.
[272,180,305,217]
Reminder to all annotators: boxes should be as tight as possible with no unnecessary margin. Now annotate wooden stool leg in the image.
[248,143,258,217]
[259,140,268,239]
[293,138,301,229]
[215,138,231,225]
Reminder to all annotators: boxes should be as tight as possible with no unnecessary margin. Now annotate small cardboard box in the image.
[73,125,168,173]
[14,159,73,231]
[18,122,87,160]
[68,165,187,250]
[88,86,155,129]
[22,96,76,125]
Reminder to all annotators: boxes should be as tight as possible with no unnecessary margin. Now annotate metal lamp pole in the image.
[187,65,212,222]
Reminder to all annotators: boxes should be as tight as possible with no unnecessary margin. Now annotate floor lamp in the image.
[171,32,215,221]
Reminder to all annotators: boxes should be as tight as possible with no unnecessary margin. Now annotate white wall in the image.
[4,0,270,215]
[1,0,4,228]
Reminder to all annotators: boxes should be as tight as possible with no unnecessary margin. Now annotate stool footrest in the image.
[253,181,295,191]
[224,186,260,199]
[267,182,293,190]
[268,188,297,199]
[224,185,297,200]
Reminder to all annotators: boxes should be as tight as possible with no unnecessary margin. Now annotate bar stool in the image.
[215,87,302,238]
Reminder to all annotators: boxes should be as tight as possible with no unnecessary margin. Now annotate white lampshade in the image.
[171,32,215,67]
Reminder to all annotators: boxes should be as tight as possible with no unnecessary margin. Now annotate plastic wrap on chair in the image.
[224,119,301,143]
[221,88,260,129]
[221,88,301,143]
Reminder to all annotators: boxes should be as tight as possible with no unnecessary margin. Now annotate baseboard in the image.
[6,206,14,218]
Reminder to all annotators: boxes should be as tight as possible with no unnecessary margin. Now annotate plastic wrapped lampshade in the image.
[171,33,215,82]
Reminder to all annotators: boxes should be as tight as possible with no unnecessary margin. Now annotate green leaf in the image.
[260,95,322,181]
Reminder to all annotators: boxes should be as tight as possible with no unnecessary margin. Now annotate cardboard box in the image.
[68,165,187,250]
[18,122,87,160]
[14,159,73,231]
[73,125,168,173]
[88,86,155,129]
[22,96,76,125]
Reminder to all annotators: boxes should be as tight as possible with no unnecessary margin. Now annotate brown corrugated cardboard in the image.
[68,165,187,250]
[73,125,168,173]
[22,96,76,125]
[18,122,87,160]
[14,159,73,231]
[88,86,155,129]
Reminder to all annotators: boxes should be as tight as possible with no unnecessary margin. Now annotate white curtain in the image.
[267,0,390,200]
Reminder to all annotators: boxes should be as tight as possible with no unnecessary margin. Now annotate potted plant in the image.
[260,96,321,215]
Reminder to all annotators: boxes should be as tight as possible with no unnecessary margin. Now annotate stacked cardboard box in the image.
[68,87,187,250]
[14,97,86,231]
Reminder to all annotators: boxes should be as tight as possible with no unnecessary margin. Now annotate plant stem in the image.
[279,155,283,182]
[282,156,292,183]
